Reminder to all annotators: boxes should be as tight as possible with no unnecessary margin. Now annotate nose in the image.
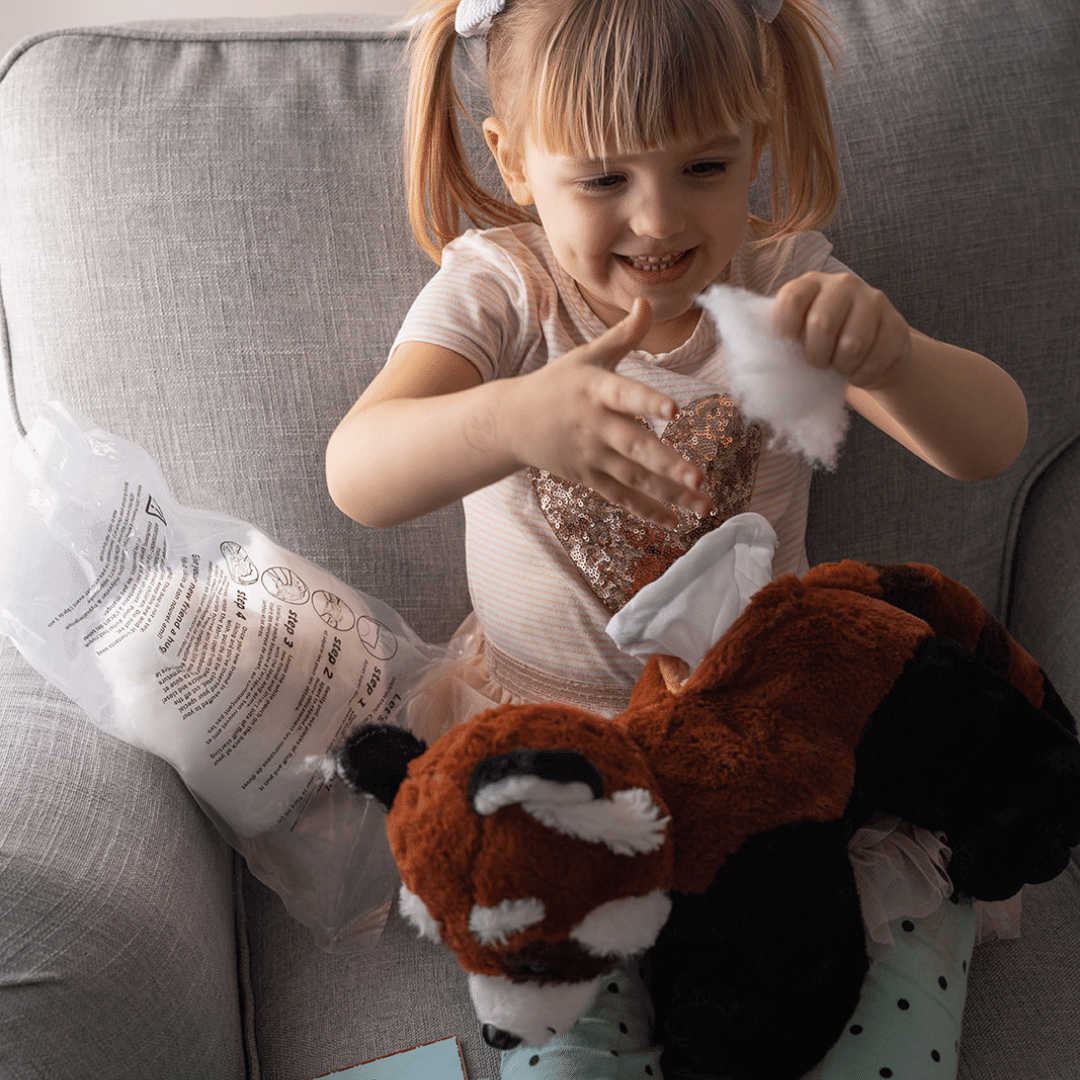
[482,1023,522,1050]
[629,180,685,240]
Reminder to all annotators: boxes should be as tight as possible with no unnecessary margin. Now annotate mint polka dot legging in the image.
[499,896,976,1080]
[499,960,662,1080]
[801,895,976,1080]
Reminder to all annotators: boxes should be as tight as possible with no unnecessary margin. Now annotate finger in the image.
[579,298,654,372]
[772,275,822,341]
[592,366,682,424]
[615,463,713,519]
[846,309,911,390]
[806,284,860,370]
[584,431,711,524]
[583,471,686,531]
[831,297,882,379]
[603,421,709,504]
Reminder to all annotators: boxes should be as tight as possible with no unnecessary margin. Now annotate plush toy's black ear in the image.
[336,723,428,811]
[466,747,605,806]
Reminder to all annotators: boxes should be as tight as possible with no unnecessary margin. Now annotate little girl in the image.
[326,0,1029,1076]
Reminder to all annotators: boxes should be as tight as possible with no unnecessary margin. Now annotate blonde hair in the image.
[406,0,839,263]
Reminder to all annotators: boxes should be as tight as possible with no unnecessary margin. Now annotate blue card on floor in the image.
[311,1036,472,1079]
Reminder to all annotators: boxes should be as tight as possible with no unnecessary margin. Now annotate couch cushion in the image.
[0,15,471,645]
[1008,435,1080,711]
[960,863,1080,1080]
[240,870,500,1080]
[801,0,1080,611]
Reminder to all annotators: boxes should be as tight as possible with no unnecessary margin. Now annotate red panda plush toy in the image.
[337,561,1080,1080]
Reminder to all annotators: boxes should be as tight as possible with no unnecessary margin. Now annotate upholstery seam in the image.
[0,21,408,80]
[1000,431,1080,627]
[0,268,19,439]
[233,849,262,1080]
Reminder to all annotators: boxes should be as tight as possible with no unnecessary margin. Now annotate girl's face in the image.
[486,121,763,353]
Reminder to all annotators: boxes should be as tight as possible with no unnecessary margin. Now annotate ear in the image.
[468,747,669,856]
[335,723,427,810]
[482,117,533,206]
[467,747,605,807]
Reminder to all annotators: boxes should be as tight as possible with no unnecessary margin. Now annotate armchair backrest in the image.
[1,3,1076,643]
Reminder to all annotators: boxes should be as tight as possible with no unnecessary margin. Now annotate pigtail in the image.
[405,0,529,263]
[758,0,840,235]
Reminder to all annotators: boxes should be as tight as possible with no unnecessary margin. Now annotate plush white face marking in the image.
[398,884,441,942]
[468,972,605,1049]
[472,777,670,856]
[472,776,596,816]
[469,897,546,946]
[570,890,672,957]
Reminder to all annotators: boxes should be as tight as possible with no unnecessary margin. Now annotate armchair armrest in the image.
[0,639,248,1079]
[1008,434,1080,871]
[1008,435,1080,720]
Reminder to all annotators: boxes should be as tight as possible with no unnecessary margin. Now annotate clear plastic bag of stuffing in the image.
[0,400,454,952]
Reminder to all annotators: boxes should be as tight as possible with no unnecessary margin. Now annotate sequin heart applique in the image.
[529,395,762,614]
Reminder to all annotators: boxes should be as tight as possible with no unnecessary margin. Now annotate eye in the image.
[686,160,728,178]
[575,173,625,193]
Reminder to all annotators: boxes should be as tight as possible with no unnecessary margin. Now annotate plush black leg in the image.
[652,819,868,1080]
[848,635,1080,901]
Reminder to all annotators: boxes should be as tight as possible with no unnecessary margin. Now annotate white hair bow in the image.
[456,0,783,38]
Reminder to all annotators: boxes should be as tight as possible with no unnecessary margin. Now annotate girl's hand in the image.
[772,272,912,391]
[770,271,1027,480]
[505,298,713,529]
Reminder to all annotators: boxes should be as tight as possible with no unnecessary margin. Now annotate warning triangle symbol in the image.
[145,494,168,526]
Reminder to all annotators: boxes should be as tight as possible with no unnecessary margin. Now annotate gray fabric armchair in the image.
[1,3,1077,1078]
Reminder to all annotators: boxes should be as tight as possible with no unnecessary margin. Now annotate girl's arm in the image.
[842,331,1028,481]
[326,299,713,528]
[773,272,1028,480]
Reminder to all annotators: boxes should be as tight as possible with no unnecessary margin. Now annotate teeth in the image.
[624,252,685,272]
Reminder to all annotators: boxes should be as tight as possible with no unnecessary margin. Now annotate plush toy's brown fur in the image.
[339,561,1080,1079]
[388,705,674,978]
[623,559,1050,893]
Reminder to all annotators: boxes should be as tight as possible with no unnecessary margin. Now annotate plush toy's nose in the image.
[481,1023,522,1050]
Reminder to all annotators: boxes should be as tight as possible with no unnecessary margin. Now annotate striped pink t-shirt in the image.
[393,222,849,712]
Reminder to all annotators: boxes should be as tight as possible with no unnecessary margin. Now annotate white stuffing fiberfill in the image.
[698,284,849,470]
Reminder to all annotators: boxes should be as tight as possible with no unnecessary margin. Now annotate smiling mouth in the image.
[618,250,691,273]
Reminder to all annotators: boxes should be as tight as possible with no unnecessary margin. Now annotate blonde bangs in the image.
[491,0,771,159]
[405,0,840,258]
